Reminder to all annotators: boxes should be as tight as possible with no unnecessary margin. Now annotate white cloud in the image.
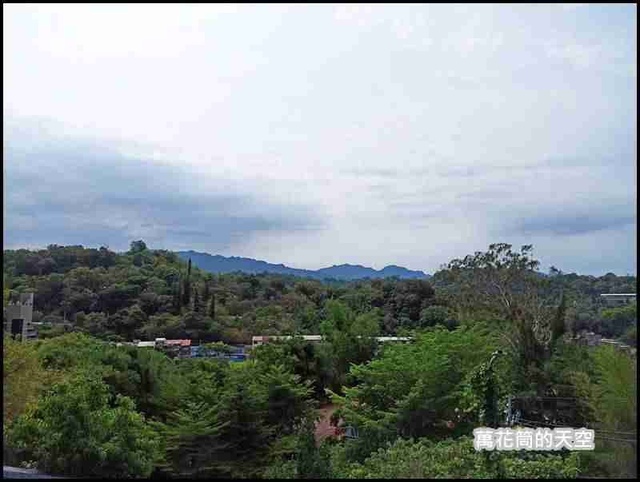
[3,3,637,274]
[545,42,600,69]
[559,4,589,11]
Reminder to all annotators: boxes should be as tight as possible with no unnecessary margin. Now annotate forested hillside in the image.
[3,241,440,343]
[3,241,635,344]
[3,242,637,478]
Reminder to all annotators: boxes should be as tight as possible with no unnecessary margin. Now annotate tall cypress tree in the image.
[182,277,191,308]
[202,280,210,303]
[193,287,201,313]
[209,293,216,320]
[181,258,192,308]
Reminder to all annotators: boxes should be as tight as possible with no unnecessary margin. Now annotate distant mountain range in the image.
[177,251,430,280]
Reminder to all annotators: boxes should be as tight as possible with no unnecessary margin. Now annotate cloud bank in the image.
[3,4,636,275]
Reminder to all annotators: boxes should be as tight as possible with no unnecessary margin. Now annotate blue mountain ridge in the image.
[177,251,429,280]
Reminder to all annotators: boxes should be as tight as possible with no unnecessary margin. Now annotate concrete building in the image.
[136,341,156,348]
[4,293,37,341]
[600,293,636,306]
[251,334,412,349]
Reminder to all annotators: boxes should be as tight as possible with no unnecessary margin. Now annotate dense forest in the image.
[2,241,636,344]
[3,242,637,478]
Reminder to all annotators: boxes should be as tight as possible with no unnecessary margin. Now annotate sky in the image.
[3,3,637,275]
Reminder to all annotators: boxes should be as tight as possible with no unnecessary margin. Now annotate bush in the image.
[5,372,161,478]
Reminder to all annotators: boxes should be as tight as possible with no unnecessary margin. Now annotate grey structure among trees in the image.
[4,293,37,341]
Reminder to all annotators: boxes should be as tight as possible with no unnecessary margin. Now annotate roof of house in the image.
[164,339,191,347]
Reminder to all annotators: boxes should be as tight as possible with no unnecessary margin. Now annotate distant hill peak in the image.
[177,251,429,280]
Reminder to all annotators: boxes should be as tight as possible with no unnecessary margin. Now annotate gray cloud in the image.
[514,211,636,237]
[4,118,323,252]
[2,5,637,275]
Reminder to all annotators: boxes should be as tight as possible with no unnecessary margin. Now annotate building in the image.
[251,334,412,349]
[135,338,191,358]
[375,336,412,343]
[600,293,636,306]
[190,344,247,361]
[4,293,37,341]
[136,341,156,348]
[251,334,322,349]
[161,339,192,358]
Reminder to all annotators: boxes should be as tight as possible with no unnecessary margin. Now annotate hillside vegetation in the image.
[3,242,635,344]
[3,242,637,478]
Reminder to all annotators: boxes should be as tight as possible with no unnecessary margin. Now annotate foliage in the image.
[3,335,54,424]
[5,372,162,477]
[2,242,636,478]
[461,350,506,428]
[265,422,333,479]
[591,345,637,431]
[331,325,498,461]
[600,302,636,338]
[330,437,580,479]
[4,243,444,344]
[32,333,183,421]
[572,345,637,479]
[159,361,314,478]
[433,243,571,394]
[418,304,459,330]
[620,324,637,347]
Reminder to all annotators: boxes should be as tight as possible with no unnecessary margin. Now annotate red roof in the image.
[165,339,191,346]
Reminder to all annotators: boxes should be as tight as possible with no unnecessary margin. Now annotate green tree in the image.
[129,240,148,254]
[3,336,53,424]
[208,293,216,320]
[419,305,458,330]
[434,243,560,394]
[575,345,637,479]
[620,324,637,347]
[551,291,567,347]
[192,287,201,312]
[331,325,497,461]
[160,361,313,478]
[5,372,161,478]
[600,302,636,338]
[331,437,580,479]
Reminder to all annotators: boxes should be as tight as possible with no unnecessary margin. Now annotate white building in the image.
[251,334,412,349]
[600,293,636,306]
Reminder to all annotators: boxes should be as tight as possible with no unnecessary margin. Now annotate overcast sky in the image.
[3,4,637,275]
